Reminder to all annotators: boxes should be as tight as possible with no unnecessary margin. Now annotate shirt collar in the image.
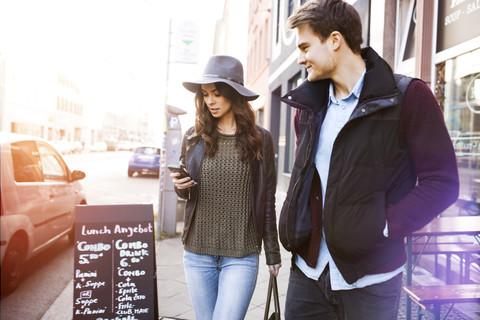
[328,69,366,104]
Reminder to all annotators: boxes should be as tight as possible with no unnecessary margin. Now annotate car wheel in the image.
[1,236,26,294]
[128,169,134,177]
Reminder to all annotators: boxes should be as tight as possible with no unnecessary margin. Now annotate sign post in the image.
[73,204,157,319]
[158,105,186,237]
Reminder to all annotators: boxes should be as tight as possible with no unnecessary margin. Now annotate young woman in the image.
[171,55,282,320]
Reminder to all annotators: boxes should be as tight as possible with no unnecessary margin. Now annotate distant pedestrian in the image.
[278,0,459,319]
[171,55,282,320]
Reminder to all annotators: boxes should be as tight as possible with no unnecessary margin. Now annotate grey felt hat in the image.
[183,55,259,101]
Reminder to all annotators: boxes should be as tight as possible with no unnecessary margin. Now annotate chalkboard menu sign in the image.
[73,204,157,320]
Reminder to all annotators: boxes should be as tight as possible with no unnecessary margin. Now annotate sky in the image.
[3,0,248,136]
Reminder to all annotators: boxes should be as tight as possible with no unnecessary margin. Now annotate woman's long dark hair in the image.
[190,82,263,162]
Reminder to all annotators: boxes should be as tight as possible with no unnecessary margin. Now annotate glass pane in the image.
[136,147,160,155]
[403,0,416,61]
[38,143,68,181]
[11,141,43,182]
[442,48,480,215]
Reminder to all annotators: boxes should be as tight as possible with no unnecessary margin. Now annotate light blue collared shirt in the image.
[295,70,404,290]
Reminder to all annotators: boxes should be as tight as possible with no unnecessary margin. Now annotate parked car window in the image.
[136,147,160,155]
[11,141,42,183]
[37,143,68,181]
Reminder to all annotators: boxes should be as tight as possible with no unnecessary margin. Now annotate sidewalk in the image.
[42,228,478,320]
[153,231,293,320]
[41,193,479,320]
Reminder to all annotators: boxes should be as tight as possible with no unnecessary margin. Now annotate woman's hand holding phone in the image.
[168,165,196,189]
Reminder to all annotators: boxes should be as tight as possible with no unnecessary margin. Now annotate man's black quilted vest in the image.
[279,47,414,283]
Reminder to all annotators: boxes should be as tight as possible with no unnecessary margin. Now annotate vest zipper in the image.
[285,112,316,250]
[349,93,398,121]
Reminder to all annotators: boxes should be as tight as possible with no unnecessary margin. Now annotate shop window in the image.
[396,0,416,74]
[288,0,294,19]
[402,0,416,61]
[351,0,370,48]
[439,48,480,215]
[275,0,281,43]
[11,122,43,137]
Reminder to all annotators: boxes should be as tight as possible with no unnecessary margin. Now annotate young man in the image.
[278,0,459,319]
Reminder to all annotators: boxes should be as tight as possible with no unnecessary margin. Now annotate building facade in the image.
[0,1,157,150]
[247,0,274,127]
[253,0,480,211]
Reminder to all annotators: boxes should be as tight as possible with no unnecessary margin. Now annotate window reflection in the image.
[38,143,68,181]
[11,141,43,183]
[441,48,480,215]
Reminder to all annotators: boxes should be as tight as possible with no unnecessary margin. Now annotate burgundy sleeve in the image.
[385,79,459,238]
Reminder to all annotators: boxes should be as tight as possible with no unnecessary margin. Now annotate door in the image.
[9,141,49,249]
[36,142,76,242]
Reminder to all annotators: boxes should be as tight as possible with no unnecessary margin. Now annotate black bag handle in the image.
[264,274,281,320]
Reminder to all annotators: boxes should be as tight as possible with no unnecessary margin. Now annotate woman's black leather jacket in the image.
[174,125,281,266]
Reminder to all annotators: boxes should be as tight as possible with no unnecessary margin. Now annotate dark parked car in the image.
[128,146,161,177]
[1,132,87,294]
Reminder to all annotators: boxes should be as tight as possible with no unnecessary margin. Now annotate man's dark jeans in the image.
[284,265,402,320]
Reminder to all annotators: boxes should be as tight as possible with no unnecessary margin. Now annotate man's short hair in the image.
[287,0,363,54]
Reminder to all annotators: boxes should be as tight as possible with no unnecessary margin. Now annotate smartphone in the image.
[167,164,190,179]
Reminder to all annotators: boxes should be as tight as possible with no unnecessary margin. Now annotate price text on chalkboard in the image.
[73,204,157,320]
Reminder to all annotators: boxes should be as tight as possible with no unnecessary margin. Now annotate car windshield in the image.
[135,147,160,155]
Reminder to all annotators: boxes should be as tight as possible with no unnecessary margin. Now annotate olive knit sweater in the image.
[184,134,258,258]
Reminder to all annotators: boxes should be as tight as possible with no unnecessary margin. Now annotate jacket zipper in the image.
[183,154,204,243]
[250,197,259,252]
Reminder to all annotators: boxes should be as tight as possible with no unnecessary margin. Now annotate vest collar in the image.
[281,47,399,113]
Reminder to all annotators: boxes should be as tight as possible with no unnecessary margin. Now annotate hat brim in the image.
[183,77,259,101]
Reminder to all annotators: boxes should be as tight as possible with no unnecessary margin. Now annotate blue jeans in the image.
[285,265,402,320]
[183,250,259,320]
